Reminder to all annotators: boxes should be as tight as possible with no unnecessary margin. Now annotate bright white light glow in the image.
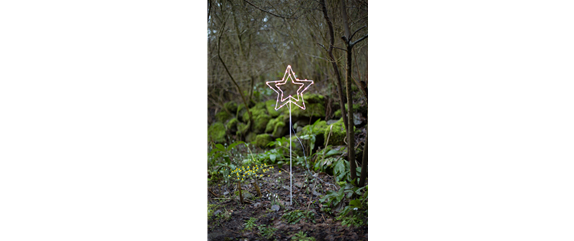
[266,65,314,110]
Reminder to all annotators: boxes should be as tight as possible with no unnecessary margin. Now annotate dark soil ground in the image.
[208,166,367,241]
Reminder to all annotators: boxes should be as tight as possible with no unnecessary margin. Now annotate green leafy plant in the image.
[208,141,244,183]
[282,210,315,224]
[320,182,366,213]
[258,225,277,239]
[215,208,232,222]
[313,146,345,173]
[208,204,217,220]
[324,184,368,228]
[244,217,258,231]
[291,231,316,241]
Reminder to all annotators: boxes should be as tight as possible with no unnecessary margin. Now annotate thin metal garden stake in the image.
[265,65,314,207]
[289,101,292,205]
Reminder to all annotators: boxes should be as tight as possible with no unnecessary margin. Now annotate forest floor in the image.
[208,166,367,241]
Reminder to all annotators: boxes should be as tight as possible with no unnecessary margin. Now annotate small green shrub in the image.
[282,210,315,224]
[291,231,316,241]
[244,217,258,231]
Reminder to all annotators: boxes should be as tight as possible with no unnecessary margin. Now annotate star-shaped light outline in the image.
[266,65,314,110]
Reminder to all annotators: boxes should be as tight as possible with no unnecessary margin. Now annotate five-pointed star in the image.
[266,65,314,110]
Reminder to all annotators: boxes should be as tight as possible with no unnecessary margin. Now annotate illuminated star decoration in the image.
[266,65,314,110]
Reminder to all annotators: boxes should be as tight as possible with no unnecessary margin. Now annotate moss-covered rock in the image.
[254,134,273,148]
[286,101,325,119]
[265,99,281,118]
[252,114,270,134]
[324,118,346,146]
[304,93,326,104]
[236,104,247,121]
[240,102,270,133]
[224,101,238,113]
[245,132,257,143]
[215,110,232,123]
[323,118,359,146]
[300,120,328,149]
[226,118,239,134]
[265,115,288,136]
[333,103,366,119]
[272,121,287,138]
[333,109,342,118]
[265,116,279,133]
[237,121,250,135]
[208,122,226,143]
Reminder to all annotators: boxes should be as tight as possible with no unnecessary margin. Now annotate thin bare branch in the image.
[351,34,368,47]
[243,0,294,19]
[350,25,367,42]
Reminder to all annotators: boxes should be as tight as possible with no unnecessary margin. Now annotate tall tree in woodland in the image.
[340,0,367,185]
[319,0,368,187]
[319,0,349,140]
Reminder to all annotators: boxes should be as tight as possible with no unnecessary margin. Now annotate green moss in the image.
[252,114,271,134]
[303,94,325,104]
[224,101,238,113]
[334,109,342,118]
[208,122,226,144]
[323,118,358,146]
[333,103,365,119]
[272,121,286,138]
[254,134,273,148]
[226,118,238,134]
[265,99,281,118]
[246,132,257,143]
[302,120,328,136]
[237,121,250,135]
[285,102,325,119]
[237,104,247,121]
[215,111,232,123]
[324,118,346,146]
[265,116,278,133]
[240,102,270,133]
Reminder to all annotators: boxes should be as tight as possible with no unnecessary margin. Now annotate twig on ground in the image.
[209,189,218,197]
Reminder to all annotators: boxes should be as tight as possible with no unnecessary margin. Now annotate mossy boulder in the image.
[226,118,239,134]
[333,103,365,119]
[286,102,325,119]
[304,93,326,104]
[323,118,358,146]
[241,102,270,133]
[324,118,346,146]
[253,134,273,148]
[215,110,232,123]
[224,101,238,113]
[208,122,226,144]
[333,109,342,118]
[270,94,326,120]
[265,99,281,118]
[237,121,250,135]
[236,104,247,121]
[301,120,328,149]
[245,132,257,143]
[266,115,289,135]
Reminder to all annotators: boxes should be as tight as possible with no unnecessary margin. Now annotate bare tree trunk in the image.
[359,126,367,187]
[344,44,357,182]
[320,0,349,131]
[218,20,252,121]
[340,0,368,185]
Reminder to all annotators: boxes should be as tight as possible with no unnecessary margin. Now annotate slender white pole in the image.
[289,101,292,206]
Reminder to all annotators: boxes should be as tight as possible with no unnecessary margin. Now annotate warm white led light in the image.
[266,65,314,110]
